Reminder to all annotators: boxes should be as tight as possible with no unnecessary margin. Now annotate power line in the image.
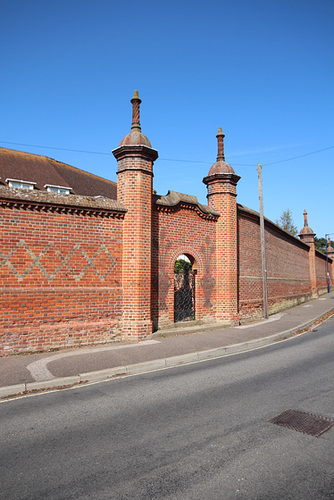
[1,139,333,168]
[0,140,111,156]
[0,140,255,166]
[262,145,334,166]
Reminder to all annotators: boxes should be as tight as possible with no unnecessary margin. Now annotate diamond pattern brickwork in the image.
[0,240,116,283]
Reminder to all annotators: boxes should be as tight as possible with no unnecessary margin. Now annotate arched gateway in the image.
[174,254,196,322]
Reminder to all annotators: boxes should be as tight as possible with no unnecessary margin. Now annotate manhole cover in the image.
[269,409,334,437]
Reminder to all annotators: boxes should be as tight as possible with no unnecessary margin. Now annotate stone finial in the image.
[299,209,314,239]
[303,209,308,227]
[131,90,142,131]
[216,127,225,161]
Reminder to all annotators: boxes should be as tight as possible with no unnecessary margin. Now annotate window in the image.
[44,184,71,194]
[6,178,36,190]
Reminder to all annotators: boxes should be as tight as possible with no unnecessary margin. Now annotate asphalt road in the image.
[1,318,333,499]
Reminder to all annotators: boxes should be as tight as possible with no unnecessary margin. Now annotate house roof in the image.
[0,147,117,199]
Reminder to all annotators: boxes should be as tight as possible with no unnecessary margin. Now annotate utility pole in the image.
[257,163,268,319]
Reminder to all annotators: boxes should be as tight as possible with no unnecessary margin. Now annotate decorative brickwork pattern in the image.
[0,202,123,354]
[0,240,116,282]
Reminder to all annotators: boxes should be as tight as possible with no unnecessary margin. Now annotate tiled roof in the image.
[0,147,117,199]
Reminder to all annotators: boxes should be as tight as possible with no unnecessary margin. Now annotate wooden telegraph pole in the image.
[257,163,269,319]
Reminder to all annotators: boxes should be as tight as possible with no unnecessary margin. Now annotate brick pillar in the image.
[203,128,240,323]
[327,237,334,287]
[113,91,158,339]
[299,209,317,298]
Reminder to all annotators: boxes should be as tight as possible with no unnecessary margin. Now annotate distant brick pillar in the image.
[113,91,158,339]
[299,209,317,298]
[327,237,334,287]
[203,128,240,323]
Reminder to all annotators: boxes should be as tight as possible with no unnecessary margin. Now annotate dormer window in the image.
[45,184,71,194]
[6,178,36,190]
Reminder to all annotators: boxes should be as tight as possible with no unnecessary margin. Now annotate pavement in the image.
[1,292,334,399]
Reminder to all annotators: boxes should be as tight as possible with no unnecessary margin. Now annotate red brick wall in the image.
[0,204,123,354]
[1,189,331,354]
[315,251,329,292]
[152,205,217,328]
[238,208,312,319]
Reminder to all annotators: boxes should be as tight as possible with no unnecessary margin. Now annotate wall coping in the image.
[237,203,328,255]
[154,190,219,219]
[0,186,127,217]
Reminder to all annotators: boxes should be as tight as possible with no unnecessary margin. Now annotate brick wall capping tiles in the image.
[202,172,241,186]
[112,144,158,162]
[154,190,219,218]
[237,204,317,251]
[0,186,127,216]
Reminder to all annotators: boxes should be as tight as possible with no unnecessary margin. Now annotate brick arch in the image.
[167,247,205,274]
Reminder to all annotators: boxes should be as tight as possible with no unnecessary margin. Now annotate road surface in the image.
[1,317,333,499]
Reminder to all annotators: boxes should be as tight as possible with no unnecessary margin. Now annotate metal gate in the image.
[174,270,196,322]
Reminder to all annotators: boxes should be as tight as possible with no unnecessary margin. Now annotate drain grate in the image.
[269,409,334,437]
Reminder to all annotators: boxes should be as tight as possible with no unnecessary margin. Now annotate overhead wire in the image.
[0,140,333,168]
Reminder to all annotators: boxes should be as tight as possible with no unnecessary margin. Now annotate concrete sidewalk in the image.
[1,292,334,399]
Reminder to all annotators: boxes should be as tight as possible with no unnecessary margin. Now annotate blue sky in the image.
[1,0,333,238]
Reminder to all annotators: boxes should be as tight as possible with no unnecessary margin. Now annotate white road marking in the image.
[26,340,161,382]
[236,313,285,329]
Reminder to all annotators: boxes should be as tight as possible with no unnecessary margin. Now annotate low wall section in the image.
[0,188,125,354]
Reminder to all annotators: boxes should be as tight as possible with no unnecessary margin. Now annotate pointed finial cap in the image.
[303,209,308,227]
[206,127,235,176]
[131,89,141,104]
[216,127,225,161]
[118,90,152,147]
[300,209,314,237]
